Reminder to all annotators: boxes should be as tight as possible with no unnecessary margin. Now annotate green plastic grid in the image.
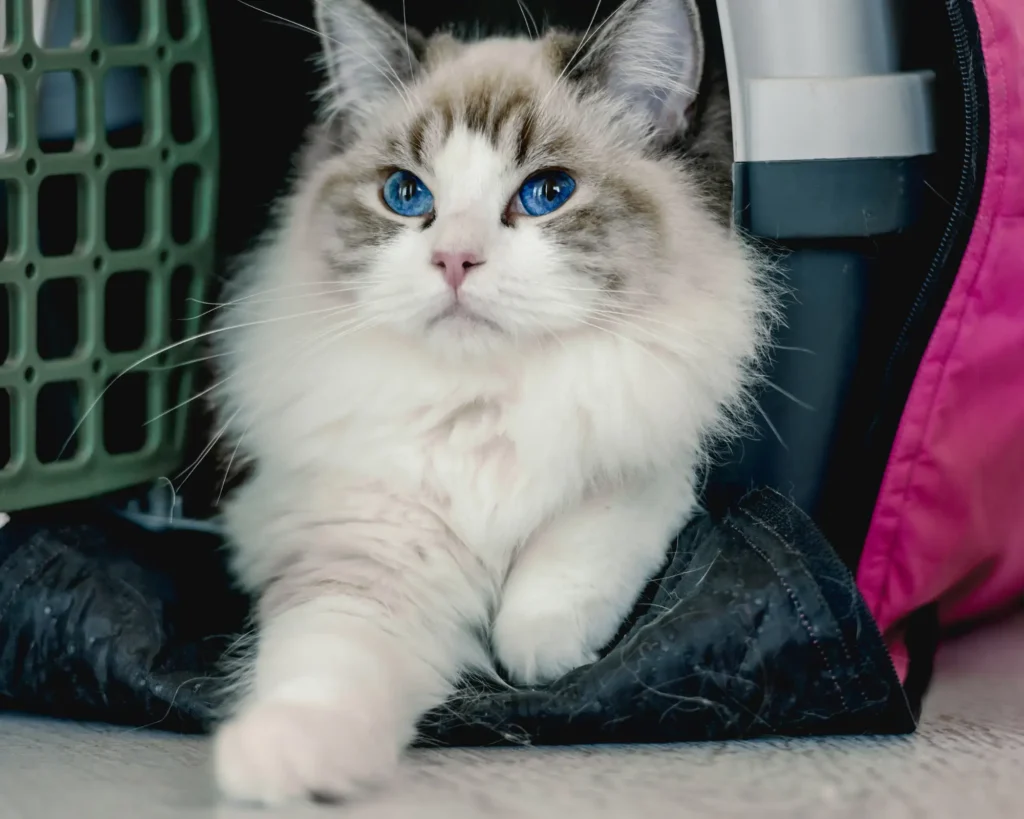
[0,0,218,511]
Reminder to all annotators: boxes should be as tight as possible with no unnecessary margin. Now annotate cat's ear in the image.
[314,0,424,123]
[574,0,705,142]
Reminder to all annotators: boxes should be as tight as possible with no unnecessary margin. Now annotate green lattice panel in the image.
[0,0,218,511]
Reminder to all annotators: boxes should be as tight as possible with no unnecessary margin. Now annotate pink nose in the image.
[431,250,484,291]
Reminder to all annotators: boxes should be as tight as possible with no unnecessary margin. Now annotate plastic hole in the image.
[156,46,167,60]
[168,367,184,410]
[90,50,102,65]
[169,265,196,341]
[92,359,103,374]
[24,366,36,383]
[101,0,143,45]
[104,270,150,353]
[0,75,20,159]
[39,174,82,257]
[159,249,169,265]
[0,389,10,470]
[37,277,81,360]
[171,164,200,244]
[0,285,11,364]
[103,371,150,455]
[169,63,197,144]
[92,255,104,271]
[36,380,82,464]
[37,71,81,153]
[167,0,189,41]
[0,3,9,50]
[21,54,34,70]
[35,0,78,48]
[104,66,147,148]
[105,169,150,250]
[25,263,36,279]
[26,158,37,175]
[0,180,16,259]
[93,153,105,168]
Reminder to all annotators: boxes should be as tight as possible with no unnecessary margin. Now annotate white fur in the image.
[210,1,770,806]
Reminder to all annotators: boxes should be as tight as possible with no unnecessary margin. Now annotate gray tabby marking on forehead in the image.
[444,81,534,151]
[398,76,553,169]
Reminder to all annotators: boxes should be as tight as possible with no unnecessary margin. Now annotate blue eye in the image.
[518,170,576,217]
[382,170,434,217]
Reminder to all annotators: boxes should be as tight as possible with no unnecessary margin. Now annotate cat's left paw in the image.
[491,586,616,686]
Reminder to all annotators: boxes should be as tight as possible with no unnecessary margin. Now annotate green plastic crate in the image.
[0,0,218,511]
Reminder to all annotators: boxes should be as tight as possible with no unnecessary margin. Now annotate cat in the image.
[210,0,772,805]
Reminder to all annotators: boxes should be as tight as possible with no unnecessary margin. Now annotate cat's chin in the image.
[426,302,503,334]
[418,303,518,357]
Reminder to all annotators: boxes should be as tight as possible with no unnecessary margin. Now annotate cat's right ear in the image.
[314,0,424,124]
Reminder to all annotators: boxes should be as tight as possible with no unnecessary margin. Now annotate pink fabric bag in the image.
[858,0,1024,678]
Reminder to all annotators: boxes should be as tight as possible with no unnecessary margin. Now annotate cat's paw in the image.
[213,701,400,806]
[491,588,611,686]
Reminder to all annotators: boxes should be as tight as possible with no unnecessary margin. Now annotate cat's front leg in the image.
[213,483,491,806]
[492,474,695,686]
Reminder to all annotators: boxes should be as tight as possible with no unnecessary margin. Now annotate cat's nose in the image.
[431,250,484,292]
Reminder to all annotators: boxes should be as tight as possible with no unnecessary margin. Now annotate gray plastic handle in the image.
[717,0,935,161]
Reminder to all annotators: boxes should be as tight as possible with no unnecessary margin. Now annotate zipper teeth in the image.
[879,0,978,389]
[867,0,980,690]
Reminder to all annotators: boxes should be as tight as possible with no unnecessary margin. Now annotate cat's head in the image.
[290,0,739,357]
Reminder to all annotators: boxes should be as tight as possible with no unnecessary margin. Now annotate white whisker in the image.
[145,376,232,427]
[516,0,539,39]
[400,0,413,76]
[208,297,418,506]
[58,303,361,459]
[772,344,816,355]
[542,0,605,107]
[545,283,657,299]
[588,307,735,357]
[763,381,814,412]
[190,283,373,317]
[570,316,680,382]
[753,400,787,449]
[174,406,240,489]
[236,0,415,115]
[146,351,231,372]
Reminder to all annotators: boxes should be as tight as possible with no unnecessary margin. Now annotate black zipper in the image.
[874,0,983,401]
[861,0,988,498]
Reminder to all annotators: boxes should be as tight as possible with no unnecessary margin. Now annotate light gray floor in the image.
[1,610,1022,819]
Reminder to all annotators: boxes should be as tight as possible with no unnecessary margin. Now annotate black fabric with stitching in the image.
[421,488,915,745]
[0,489,915,741]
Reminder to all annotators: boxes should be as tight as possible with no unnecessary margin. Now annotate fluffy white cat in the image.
[210,0,771,804]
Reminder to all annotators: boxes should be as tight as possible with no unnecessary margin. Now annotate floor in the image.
[1,611,1022,819]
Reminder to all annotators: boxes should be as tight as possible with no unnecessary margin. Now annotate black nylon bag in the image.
[0,489,916,741]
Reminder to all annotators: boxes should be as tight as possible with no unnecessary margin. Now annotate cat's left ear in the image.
[574,0,705,142]
[314,0,425,125]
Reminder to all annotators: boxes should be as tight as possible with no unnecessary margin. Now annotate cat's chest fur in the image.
[256,329,688,557]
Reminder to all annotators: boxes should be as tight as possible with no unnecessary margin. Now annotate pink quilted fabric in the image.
[858,0,1024,678]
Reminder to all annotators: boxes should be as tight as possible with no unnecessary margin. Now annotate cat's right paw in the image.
[213,701,400,806]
